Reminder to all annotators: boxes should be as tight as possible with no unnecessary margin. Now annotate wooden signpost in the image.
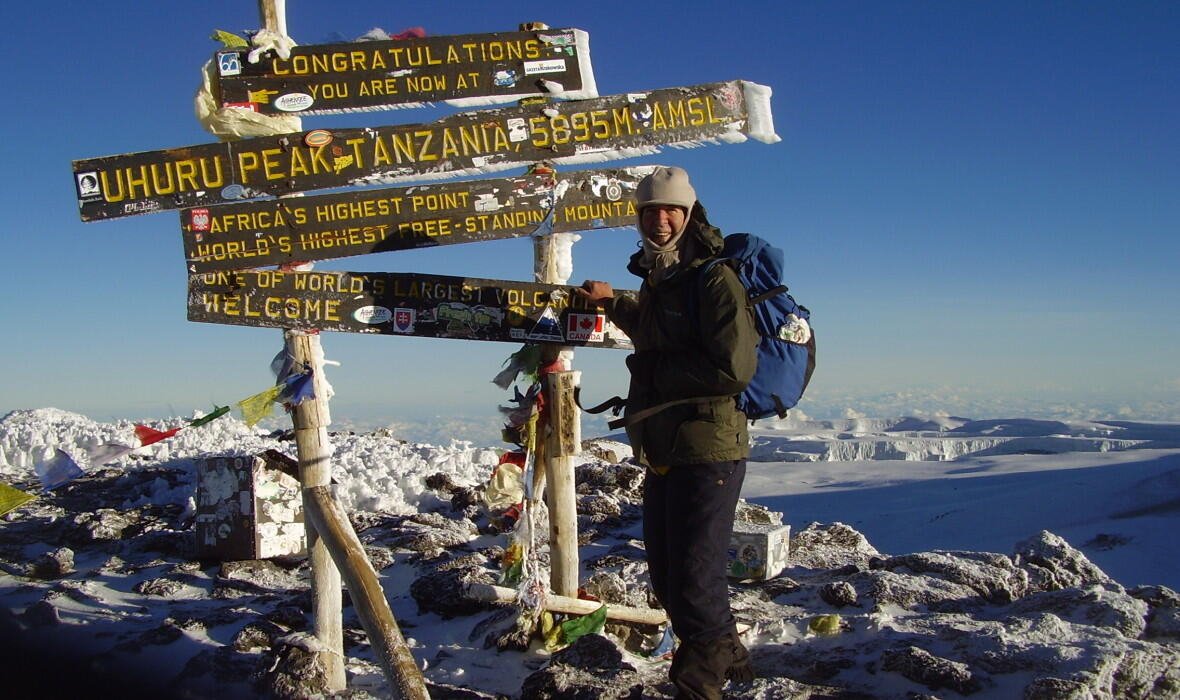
[181,167,650,272]
[188,268,636,348]
[72,80,777,221]
[213,27,596,115]
[73,6,781,693]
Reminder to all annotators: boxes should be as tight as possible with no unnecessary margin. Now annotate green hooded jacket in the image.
[603,203,758,468]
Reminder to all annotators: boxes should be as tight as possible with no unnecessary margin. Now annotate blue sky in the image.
[1,1,1177,436]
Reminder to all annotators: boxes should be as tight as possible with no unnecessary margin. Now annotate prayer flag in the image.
[86,442,136,466]
[238,385,283,427]
[134,424,183,447]
[188,405,230,428]
[278,371,315,406]
[270,348,296,382]
[34,449,84,490]
[559,604,607,645]
[0,483,34,517]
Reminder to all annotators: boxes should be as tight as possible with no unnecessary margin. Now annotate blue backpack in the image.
[588,233,815,428]
[695,233,815,420]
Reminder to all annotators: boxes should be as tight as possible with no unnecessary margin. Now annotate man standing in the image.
[575,166,758,699]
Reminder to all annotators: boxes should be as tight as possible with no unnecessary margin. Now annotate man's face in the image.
[640,205,687,246]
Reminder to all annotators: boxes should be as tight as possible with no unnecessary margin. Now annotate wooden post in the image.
[304,487,431,700]
[286,332,346,689]
[543,370,581,598]
[533,229,582,598]
[256,0,286,35]
[250,0,344,689]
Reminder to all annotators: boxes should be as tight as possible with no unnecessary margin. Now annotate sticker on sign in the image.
[524,59,566,75]
[274,93,315,112]
[566,312,605,342]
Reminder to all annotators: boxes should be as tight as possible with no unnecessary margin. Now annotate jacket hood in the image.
[627,201,724,279]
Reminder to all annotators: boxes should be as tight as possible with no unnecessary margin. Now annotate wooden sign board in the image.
[188,269,636,349]
[74,80,778,221]
[181,167,651,272]
[214,28,595,116]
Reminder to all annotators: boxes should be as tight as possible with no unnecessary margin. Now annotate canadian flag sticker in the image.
[566,313,605,343]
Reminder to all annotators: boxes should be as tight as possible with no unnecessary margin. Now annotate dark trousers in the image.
[643,459,746,644]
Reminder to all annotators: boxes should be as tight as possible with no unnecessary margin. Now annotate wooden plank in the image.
[463,583,668,626]
[303,486,430,700]
[73,80,778,221]
[187,269,635,349]
[181,167,650,272]
[213,28,595,115]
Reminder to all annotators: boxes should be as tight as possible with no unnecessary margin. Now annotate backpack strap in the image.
[575,388,729,430]
[574,388,627,417]
[749,284,789,307]
[604,395,733,430]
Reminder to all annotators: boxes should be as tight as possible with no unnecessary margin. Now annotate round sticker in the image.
[221,184,246,200]
[304,129,333,148]
[354,306,393,324]
[274,93,314,112]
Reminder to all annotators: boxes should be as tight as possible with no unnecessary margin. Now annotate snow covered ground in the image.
[1,407,1178,698]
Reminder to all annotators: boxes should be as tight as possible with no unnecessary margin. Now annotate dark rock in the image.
[425,472,460,493]
[126,529,191,558]
[577,494,622,519]
[20,599,61,627]
[878,550,1027,604]
[574,461,643,498]
[1129,584,1180,608]
[728,677,874,699]
[133,577,185,597]
[364,545,396,572]
[265,635,334,700]
[749,644,857,685]
[1144,605,1180,639]
[66,508,134,543]
[171,645,265,698]
[582,570,649,610]
[233,620,285,652]
[519,634,643,700]
[218,559,306,592]
[424,681,503,699]
[880,645,983,695]
[450,485,483,511]
[1023,676,1094,700]
[579,440,633,466]
[1004,584,1148,638]
[265,604,309,631]
[1012,531,1114,594]
[126,622,184,647]
[789,522,880,570]
[391,528,473,554]
[735,500,783,525]
[348,511,393,534]
[410,565,497,619]
[865,569,980,609]
[470,605,533,651]
[760,576,801,598]
[819,581,858,608]
[553,633,630,670]
[29,547,75,579]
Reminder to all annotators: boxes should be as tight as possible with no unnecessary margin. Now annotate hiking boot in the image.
[669,635,734,700]
[725,629,755,682]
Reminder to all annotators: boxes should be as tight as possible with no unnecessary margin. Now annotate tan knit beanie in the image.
[635,166,697,214]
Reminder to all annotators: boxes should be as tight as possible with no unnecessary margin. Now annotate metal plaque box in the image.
[728,522,790,580]
[195,450,306,560]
